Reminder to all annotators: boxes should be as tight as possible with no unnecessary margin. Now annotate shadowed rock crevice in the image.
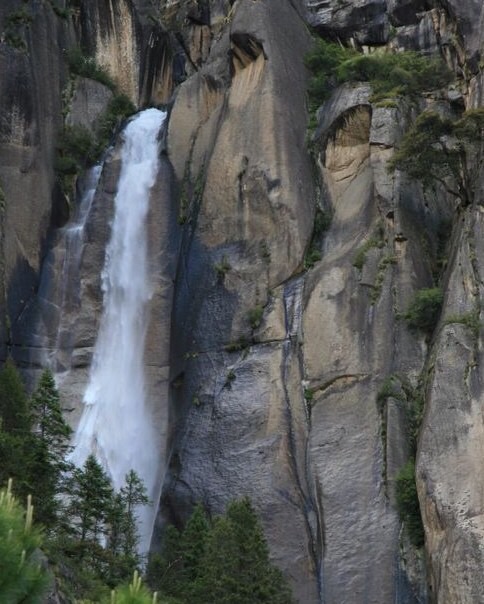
[230,32,266,73]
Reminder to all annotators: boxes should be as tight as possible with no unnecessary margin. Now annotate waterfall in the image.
[70,108,167,551]
[51,165,102,373]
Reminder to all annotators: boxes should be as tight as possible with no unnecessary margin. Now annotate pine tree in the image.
[179,503,210,592]
[30,369,72,462]
[0,360,36,504]
[29,369,73,529]
[148,499,294,604]
[106,470,149,586]
[65,454,114,563]
[0,480,49,603]
[101,571,160,604]
[0,359,30,434]
[190,515,241,604]
[120,470,149,560]
[146,525,183,598]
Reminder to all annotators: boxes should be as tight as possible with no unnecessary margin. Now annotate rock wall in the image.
[1,0,484,603]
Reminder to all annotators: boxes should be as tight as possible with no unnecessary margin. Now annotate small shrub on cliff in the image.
[304,38,355,110]
[55,95,136,197]
[248,305,264,329]
[67,48,116,91]
[403,287,443,334]
[395,460,424,548]
[389,109,484,207]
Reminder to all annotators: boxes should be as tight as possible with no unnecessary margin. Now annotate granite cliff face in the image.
[1,0,484,603]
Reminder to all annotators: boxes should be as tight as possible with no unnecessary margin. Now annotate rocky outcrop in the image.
[305,0,389,45]
[162,1,319,600]
[0,0,70,363]
[2,0,484,603]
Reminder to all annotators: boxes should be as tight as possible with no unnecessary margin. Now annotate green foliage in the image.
[214,255,231,279]
[225,369,236,389]
[101,571,157,604]
[56,94,136,197]
[67,48,116,90]
[65,454,114,547]
[445,310,481,336]
[0,361,151,601]
[148,498,293,604]
[304,388,314,403]
[376,375,403,412]
[0,359,30,434]
[403,287,443,334]
[52,461,150,599]
[304,248,322,269]
[304,207,330,268]
[48,0,70,19]
[96,95,137,153]
[389,109,484,206]
[55,125,98,196]
[248,305,264,329]
[352,223,385,270]
[304,38,356,111]
[31,370,72,461]
[6,8,32,27]
[370,254,398,304]
[336,51,451,102]
[395,460,425,548]
[0,361,39,506]
[224,338,250,353]
[0,481,49,603]
[305,38,451,118]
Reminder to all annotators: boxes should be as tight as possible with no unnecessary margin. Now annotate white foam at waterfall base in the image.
[70,108,167,552]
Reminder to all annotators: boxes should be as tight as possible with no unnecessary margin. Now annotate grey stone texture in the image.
[1,0,484,603]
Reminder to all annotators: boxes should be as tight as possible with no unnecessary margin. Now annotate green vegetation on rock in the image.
[403,287,443,334]
[352,222,385,271]
[389,109,484,207]
[395,460,425,548]
[67,48,116,91]
[377,373,425,548]
[305,38,451,128]
[304,207,331,269]
[56,94,136,197]
[248,304,264,329]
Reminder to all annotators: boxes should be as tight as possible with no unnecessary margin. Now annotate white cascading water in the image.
[70,108,167,551]
[51,164,102,372]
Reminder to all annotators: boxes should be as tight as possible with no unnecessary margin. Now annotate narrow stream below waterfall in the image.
[70,108,167,551]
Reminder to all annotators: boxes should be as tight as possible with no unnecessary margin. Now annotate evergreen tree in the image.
[0,360,36,504]
[120,470,149,559]
[29,369,73,529]
[190,515,241,604]
[146,525,183,599]
[107,470,149,586]
[30,369,72,462]
[65,454,114,562]
[148,499,294,604]
[179,503,210,586]
[0,480,49,603]
[0,358,30,434]
[101,571,159,604]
